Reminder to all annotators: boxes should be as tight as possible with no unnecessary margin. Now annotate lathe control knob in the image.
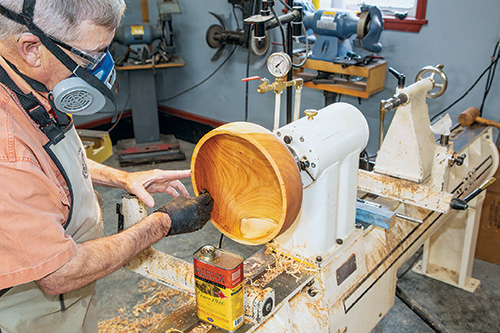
[283,135,293,144]
[304,109,318,120]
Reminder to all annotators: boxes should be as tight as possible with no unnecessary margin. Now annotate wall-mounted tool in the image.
[157,0,181,54]
[113,0,181,66]
[299,2,383,61]
[244,0,303,124]
[244,0,303,42]
[206,0,270,62]
[114,24,163,46]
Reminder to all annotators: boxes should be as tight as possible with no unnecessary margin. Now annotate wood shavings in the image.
[246,244,320,288]
[263,244,332,314]
[138,280,158,293]
[266,245,318,275]
[98,279,191,332]
[188,321,212,333]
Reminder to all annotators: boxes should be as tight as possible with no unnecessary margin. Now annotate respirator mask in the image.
[52,49,117,115]
[0,0,118,118]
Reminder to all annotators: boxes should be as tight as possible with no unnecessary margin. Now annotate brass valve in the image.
[242,76,303,95]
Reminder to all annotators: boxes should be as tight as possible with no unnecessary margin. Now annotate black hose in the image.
[479,39,500,114]
[244,0,257,122]
[218,233,224,248]
[271,6,286,52]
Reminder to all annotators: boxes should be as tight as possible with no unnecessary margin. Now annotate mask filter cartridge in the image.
[52,51,116,115]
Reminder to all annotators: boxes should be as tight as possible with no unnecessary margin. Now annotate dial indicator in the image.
[267,52,292,78]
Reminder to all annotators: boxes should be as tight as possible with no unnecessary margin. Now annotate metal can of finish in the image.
[193,245,244,331]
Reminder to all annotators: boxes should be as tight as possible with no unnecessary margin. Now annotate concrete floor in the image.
[95,140,500,332]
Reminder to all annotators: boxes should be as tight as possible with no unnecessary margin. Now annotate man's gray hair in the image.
[0,0,126,41]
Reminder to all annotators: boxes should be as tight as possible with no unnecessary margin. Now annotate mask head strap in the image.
[0,0,118,119]
[22,0,35,20]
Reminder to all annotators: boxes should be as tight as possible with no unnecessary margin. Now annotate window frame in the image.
[381,0,428,33]
[343,0,428,33]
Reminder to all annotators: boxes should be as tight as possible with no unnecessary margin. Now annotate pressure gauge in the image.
[267,52,292,78]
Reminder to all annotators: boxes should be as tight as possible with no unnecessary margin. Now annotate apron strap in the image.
[0,287,11,297]
[0,64,66,144]
[30,105,66,144]
[3,59,71,129]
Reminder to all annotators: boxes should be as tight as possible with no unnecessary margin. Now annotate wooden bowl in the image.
[191,122,303,245]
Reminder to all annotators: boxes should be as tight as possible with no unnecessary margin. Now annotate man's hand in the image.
[87,160,191,208]
[156,190,214,236]
[125,169,191,208]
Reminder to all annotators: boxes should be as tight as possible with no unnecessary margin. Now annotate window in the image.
[322,0,428,33]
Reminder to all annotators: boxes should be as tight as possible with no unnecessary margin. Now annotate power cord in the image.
[159,45,238,102]
[105,92,130,133]
[218,233,224,248]
[278,0,293,11]
[480,39,500,114]
[430,40,500,123]
[245,44,251,122]
[232,3,241,30]
[292,23,309,68]
[274,1,309,68]
[244,0,258,122]
[271,6,287,52]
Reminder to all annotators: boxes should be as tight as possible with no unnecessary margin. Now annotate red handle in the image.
[241,76,261,82]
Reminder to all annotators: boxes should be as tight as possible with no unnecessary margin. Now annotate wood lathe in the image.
[118,61,498,332]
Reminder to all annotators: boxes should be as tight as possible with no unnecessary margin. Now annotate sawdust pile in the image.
[98,280,190,332]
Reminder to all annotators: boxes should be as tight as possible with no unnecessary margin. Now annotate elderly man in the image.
[0,0,213,332]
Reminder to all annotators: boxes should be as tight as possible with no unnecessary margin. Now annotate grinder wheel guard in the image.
[191,122,303,245]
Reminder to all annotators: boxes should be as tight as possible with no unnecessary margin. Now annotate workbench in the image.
[294,59,387,104]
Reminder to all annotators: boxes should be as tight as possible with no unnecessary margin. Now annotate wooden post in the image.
[141,0,153,53]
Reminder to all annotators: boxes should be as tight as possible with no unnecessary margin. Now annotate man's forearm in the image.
[87,158,128,189]
[36,212,170,295]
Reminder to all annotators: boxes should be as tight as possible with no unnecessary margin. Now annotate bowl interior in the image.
[192,133,286,244]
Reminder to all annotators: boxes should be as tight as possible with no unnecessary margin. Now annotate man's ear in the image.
[17,33,41,67]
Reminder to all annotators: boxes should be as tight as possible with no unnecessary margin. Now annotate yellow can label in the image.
[195,278,244,330]
[194,247,244,331]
